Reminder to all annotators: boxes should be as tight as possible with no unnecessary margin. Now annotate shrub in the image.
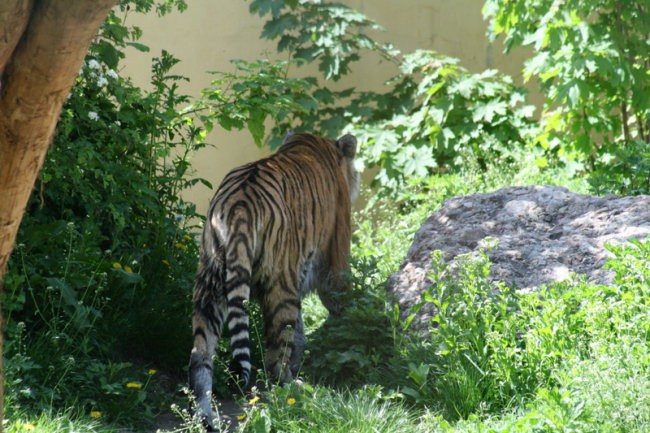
[3,0,203,422]
[191,0,542,201]
[301,281,396,387]
[484,0,650,194]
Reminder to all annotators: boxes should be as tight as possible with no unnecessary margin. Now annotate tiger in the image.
[188,132,359,427]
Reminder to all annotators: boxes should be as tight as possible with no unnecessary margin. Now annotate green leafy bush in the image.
[202,0,648,198]
[4,0,203,423]
[352,51,539,196]
[484,0,650,194]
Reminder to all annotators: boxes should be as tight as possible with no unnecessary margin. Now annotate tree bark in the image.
[0,0,117,428]
[0,1,33,73]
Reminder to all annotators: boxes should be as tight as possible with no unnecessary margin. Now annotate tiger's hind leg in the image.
[189,275,226,429]
[261,277,301,384]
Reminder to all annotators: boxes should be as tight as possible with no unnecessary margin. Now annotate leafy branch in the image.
[484,0,650,194]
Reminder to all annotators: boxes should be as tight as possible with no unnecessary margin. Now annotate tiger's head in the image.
[335,134,360,204]
[283,131,360,204]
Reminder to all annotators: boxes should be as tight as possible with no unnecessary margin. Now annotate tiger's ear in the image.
[336,134,357,158]
[283,130,296,143]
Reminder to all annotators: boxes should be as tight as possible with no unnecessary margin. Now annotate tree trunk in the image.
[0,0,117,428]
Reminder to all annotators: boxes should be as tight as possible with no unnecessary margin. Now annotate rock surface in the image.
[387,185,650,327]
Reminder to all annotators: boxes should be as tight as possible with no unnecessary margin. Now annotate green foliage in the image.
[196,0,649,198]
[191,59,317,147]
[484,0,650,194]
[400,238,649,424]
[301,274,395,387]
[249,0,394,81]
[234,384,415,433]
[191,0,540,199]
[4,0,203,424]
[352,51,539,195]
[401,249,581,419]
[5,410,112,433]
[417,311,649,433]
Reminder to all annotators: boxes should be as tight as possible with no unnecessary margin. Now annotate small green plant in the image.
[5,411,112,433]
[301,257,397,387]
[238,383,416,433]
[400,249,587,419]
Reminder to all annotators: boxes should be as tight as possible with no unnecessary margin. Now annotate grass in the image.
[5,410,111,433]
[11,251,647,433]
[240,384,418,433]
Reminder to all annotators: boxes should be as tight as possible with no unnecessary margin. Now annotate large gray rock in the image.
[387,185,650,327]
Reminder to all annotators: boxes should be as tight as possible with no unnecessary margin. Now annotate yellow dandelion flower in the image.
[287,398,296,405]
[248,396,260,405]
[237,414,246,421]
[112,262,122,269]
[124,266,133,273]
[24,422,36,431]
[90,411,102,418]
[126,382,142,389]
[148,369,157,375]
[161,259,170,266]
[184,235,192,241]
[175,242,187,250]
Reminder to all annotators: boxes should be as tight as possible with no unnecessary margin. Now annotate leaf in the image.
[125,41,150,52]
[95,40,122,69]
[262,14,296,40]
[568,83,581,108]
[46,278,77,307]
[250,0,286,17]
[524,52,550,82]
[401,386,422,401]
[450,75,476,98]
[247,109,266,147]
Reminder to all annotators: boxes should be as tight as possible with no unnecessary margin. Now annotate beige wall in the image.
[121,0,533,216]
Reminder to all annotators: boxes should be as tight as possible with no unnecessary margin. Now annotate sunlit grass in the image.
[5,410,114,433]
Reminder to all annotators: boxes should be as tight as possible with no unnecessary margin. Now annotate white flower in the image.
[106,69,119,80]
[114,120,121,127]
[88,111,99,121]
[87,59,101,70]
[96,75,108,87]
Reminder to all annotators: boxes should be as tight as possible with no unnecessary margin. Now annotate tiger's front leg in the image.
[290,312,305,376]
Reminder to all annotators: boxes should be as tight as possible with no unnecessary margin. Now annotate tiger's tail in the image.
[188,215,227,428]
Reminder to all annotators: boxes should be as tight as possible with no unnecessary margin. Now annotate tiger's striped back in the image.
[189,133,359,428]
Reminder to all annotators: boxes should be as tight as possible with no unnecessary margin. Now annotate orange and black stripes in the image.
[188,132,359,429]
